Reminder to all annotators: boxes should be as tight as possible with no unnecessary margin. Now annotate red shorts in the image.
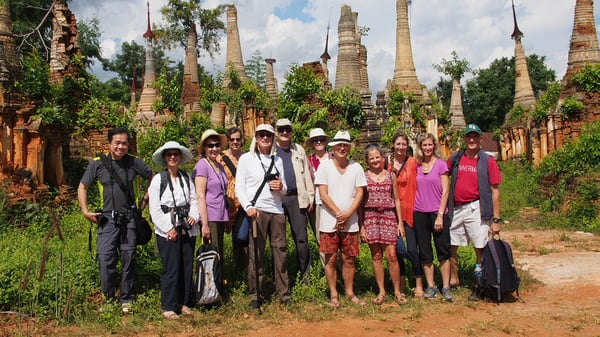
[319,231,360,257]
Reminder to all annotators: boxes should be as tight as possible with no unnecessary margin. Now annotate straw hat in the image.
[305,128,330,147]
[152,141,193,166]
[328,130,353,146]
[198,129,228,155]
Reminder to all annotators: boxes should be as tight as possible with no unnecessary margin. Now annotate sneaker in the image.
[121,302,132,314]
[423,286,438,299]
[441,288,454,302]
[281,298,294,306]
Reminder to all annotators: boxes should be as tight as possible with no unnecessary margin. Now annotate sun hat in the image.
[255,124,276,135]
[463,124,482,136]
[328,130,353,147]
[275,118,293,127]
[152,141,193,166]
[305,128,330,147]
[198,129,228,155]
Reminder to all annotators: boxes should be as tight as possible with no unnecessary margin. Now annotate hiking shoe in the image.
[441,288,454,302]
[423,286,438,299]
[121,302,132,314]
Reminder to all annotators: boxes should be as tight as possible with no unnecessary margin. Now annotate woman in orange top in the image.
[387,131,424,297]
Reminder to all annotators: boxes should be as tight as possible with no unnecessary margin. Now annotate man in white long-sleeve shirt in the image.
[235,124,291,309]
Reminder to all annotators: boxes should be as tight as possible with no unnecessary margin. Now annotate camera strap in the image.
[100,154,136,210]
[250,155,275,207]
[165,170,190,230]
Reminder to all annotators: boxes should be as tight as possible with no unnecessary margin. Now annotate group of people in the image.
[77,121,501,318]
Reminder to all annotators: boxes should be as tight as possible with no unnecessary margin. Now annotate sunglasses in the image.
[312,137,327,144]
[205,142,221,149]
[229,137,241,142]
[277,127,293,133]
[256,131,273,138]
[164,151,181,157]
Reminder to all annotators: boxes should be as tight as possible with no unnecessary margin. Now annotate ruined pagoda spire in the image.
[182,23,201,118]
[562,0,600,84]
[320,20,331,82]
[511,0,536,109]
[334,5,361,90]
[392,0,421,98]
[0,2,20,85]
[265,58,278,100]
[137,1,157,119]
[223,5,247,88]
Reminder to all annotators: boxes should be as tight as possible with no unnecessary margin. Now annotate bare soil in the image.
[2,228,599,337]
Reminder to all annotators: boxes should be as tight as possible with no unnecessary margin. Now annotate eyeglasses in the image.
[256,131,273,138]
[229,137,241,142]
[277,127,293,133]
[164,151,181,157]
[205,142,221,149]
[312,137,327,144]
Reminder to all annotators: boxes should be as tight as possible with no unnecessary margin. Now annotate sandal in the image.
[328,295,340,308]
[162,310,179,320]
[395,293,408,305]
[347,294,366,306]
[181,305,193,316]
[414,289,425,298]
[372,293,386,305]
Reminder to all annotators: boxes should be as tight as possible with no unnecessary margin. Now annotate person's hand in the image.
[167,228,178,242]
[83,210,101,223]
[187,216,197,227]
[360,226,368,243]
[491,222,501,235]
[335,211,349,230]
[434,214,444,232]
[202,223,211,238]
[268,177,283,191]
[246,207,259,219]
[307,203,314,213]
[224,221,232,234]
[397,222,406,237]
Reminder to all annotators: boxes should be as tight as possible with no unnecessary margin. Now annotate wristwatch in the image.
[492,217,501,223]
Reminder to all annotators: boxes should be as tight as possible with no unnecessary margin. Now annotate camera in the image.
[175,206,192,231]
[112,210,128,227]
[95,208,108,226]
[264,172,279,182]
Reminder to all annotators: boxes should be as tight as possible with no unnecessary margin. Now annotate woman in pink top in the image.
[413,134,453,301]
[194,129,230,265]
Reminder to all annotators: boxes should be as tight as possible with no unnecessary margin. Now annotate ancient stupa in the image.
[392,0,421,98]
[511,0,536,110]
[223,5,248,88]
[136,1,158,119]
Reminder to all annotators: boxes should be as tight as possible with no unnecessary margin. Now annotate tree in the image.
[463,54,556,131]
[436,54,556,131]
[9,0,55,57]
[433,51,471,81]
[77,17,106,69]
[245,50,266,89]
[156,0,226,58]
[101,41,177,89]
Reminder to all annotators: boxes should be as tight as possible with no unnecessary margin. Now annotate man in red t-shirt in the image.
[447,124,502,300]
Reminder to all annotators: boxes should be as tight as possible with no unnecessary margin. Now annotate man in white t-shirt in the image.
[314,131,367,308]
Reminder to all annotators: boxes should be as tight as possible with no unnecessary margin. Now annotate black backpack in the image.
[159,169,191,198]
[476,236,521,301]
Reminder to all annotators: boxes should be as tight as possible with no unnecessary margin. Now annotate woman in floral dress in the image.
[360,145,407,305]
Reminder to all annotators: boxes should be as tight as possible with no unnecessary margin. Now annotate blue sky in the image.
[70,0,600,92]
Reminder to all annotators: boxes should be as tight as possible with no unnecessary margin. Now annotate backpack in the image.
[159,169,191,198]
[476,236,521,301]
[194,242,224,306]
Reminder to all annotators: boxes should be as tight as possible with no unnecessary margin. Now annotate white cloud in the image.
[70,0,600,93]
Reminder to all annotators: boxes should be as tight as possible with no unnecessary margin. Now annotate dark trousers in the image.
[413,211,451,263]
[97,218,137,303]
[404,222,423,278]
[282,194,311,279]
[156,231,196,312]
[248,211,290,301]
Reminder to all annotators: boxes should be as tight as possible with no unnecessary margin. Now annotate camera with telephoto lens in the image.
[175,206,191,231]
[95,208,108,226]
